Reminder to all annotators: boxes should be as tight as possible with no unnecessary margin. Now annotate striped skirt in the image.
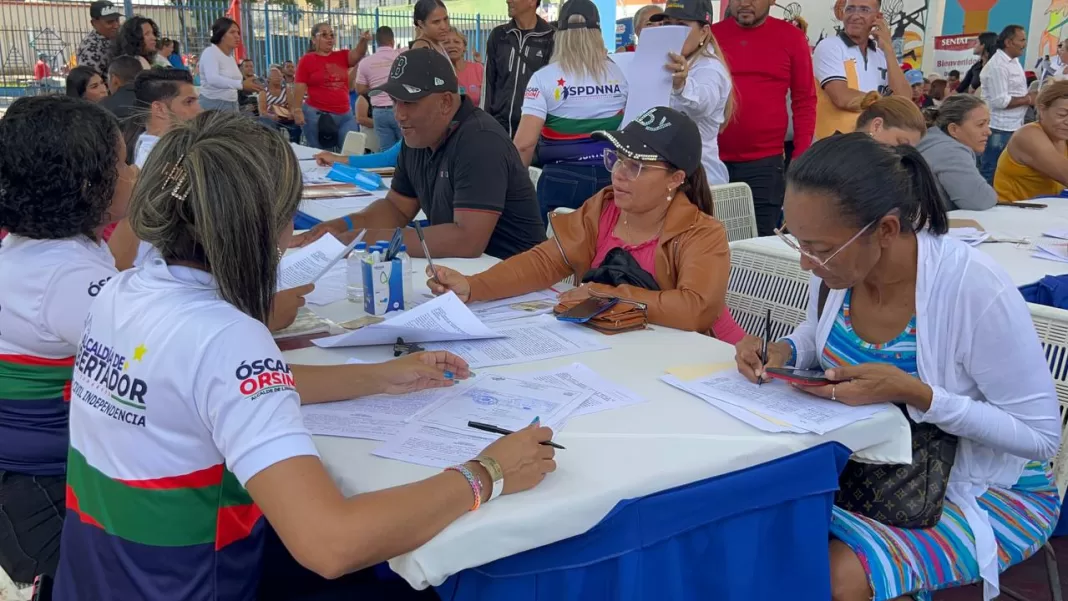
[830,461,1060,601]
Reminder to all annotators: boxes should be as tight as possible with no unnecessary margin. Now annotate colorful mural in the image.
[779,0,929,65]
[1040,0,1068,58]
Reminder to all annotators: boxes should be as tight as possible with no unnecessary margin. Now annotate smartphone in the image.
[763,367,833,387]
[557,297,618,323]
[31,574,53,601]
[1007,202,1047,209]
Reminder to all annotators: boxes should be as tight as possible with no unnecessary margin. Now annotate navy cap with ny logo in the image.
[371,48,459,102]
[593,106,702,176]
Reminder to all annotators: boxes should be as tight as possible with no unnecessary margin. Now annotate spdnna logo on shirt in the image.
[73,335,150,428]
[552,78,622,101]
[235,358,295,400]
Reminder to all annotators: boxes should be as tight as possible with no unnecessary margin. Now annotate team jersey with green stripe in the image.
[0,234,117,475]
[55,258,319,600]
[521,61,627,163]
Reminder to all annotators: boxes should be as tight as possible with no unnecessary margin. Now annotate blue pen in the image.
[443,370,476,380]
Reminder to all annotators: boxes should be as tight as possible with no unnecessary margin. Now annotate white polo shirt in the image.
[813,31,890,95]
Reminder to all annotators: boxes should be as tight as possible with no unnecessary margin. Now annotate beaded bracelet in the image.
[445,464,482,511]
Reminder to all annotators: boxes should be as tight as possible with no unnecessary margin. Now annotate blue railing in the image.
[0,0,507,91]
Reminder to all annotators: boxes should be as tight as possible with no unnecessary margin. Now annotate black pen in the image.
[412,221,442,287]
[468,421,566,449]
[760,308,771,386]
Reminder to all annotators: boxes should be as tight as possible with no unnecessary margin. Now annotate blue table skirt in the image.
[434,441,852,601]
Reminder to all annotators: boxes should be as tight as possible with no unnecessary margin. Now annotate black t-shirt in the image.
[391,98,546,260]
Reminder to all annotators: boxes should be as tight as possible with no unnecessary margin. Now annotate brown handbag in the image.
[552,297,648,335]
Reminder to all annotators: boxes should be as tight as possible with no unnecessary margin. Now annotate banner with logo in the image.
[931,34,978,77]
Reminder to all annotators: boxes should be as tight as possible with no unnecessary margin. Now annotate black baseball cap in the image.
[649,0,714,25]
[371,48,458,102]
[90,0,122,20]
[557,0,600,30]
[593,106,702,176]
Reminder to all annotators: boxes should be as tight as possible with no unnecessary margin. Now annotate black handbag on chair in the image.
[816,283,959,529]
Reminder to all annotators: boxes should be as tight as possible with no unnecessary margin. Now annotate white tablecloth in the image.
[734,203,1068,287]
[283,255,913,590]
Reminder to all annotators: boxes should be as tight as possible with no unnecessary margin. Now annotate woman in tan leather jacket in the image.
[427,106,743,339]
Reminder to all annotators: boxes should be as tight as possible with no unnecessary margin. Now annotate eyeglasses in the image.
[774,220,876,269]
[317,31,335,38]
[843,5,874,14]
[603,149,669,181]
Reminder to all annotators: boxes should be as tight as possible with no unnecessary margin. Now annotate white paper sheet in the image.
[521,362,646,417]
[317,196,379,211]
[661,374,805,433]
[468,291,557,323]
[948,227,991,246]
[301,164,333,184]
[372,423,497,468]
[305,263,347,306]
[278,234,348,290]
[423,315,610,368]
[414,374,591,432]
[302,387,461,441]
[621,26,689,125]
[1033,243,1068,263]
[312,292,503,348]
[608,51,635,79]
[1044,229,1068,240]
[291,143,319,161]
[664,370,890,435]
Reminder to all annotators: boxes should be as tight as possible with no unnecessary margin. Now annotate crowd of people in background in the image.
[2,0,1068,600]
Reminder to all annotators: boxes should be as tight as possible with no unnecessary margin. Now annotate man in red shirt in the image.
[711,0,816,236]
[34,54,52,81]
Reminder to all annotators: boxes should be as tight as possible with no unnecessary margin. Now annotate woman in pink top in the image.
[444,28,484,106]
[426,106,745,342]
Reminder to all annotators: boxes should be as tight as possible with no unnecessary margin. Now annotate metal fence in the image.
[0,1,508,90]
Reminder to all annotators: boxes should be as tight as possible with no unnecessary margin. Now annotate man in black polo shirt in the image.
[292,48,545,260]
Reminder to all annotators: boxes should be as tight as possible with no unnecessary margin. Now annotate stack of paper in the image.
[1033,243,1068,263]
[291,143,318,161]
[468,291,557,323]
[272,307,339,340]
[372,373,592,468]
[948,227,990,246]
[424,314,610,369]
[662,369,889,435]
[313,292,503,348]
[278,234,349,291]
[301,164,333,184]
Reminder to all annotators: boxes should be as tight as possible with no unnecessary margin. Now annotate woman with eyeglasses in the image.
[289,22,371,149]
[426,106,745,342]
[735,133,1060,601]
[1053,41,1068,81]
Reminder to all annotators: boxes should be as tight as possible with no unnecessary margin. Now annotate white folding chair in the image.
[1000,303,1068,601]
[362,127,381,153]
[711,183,759,242]
[528,166,542,189]
[725,241,811,341]
[340,131,366,156]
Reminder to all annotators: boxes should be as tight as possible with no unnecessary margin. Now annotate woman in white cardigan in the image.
[198,17,262,112]
[735,133,1061,601]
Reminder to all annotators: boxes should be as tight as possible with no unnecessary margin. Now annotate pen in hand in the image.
[759,308,771,386]
[468,420,566,449]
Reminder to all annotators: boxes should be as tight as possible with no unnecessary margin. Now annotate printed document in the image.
[663,369,890,435]
[291,143,319,161]
[521,362,646,417]
[302,387,462,441]
[468,290,557,323]
[313,292,503,348]
[424,315,609,368]
[372,424,497,468]
[621,26,689,125]
[278,234,348,290]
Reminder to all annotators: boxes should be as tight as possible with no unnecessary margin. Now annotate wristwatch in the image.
[475,456,504,501]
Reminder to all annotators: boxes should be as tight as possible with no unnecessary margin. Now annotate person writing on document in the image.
[291,49,546,260]
[52,110,556,599]
[427,107,745,342]
[735,133,1059,601]
[812,0,910,140]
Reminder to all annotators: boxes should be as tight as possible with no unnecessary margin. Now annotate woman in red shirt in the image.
[444,28,484,106]
[291,22,370,150]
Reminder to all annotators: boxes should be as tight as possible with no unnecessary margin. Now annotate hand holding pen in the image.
[470,417,559,496]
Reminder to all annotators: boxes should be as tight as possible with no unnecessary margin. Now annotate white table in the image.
[283,255,912,590]
[734,203,1068,287]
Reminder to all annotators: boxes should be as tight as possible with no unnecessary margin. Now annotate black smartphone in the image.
[31,574,53,601]
[557,297,619,323]
[763,367,833,387]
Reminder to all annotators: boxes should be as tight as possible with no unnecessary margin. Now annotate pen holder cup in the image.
[328,164,383,191]
[362,258,406,315]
